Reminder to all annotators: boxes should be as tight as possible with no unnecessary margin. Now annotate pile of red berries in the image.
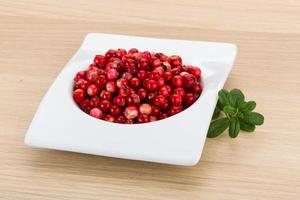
[72,48,202,124]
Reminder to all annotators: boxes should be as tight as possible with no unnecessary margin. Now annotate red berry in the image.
[171,67,182,75]
[104,114,114,122]
[87,84,99,96]
[159,86,171,97]
[182,74,196,89]
[141,51,151,59]
[115,115,126,123]
[153,95,166,107]
[152,58,161,68]
[105,49,117,59]
[130,77,141,89]
[151,105,160,117]
[100,90,112,100]
[160,99,170,111]
[139,104,152,115]
[173,87,186,98]
[116,78,129,88]
[116,48,127,58]
[185,65,201,78]
[137,70,147,80]
[73,89,85,103]
[74,79,89,90]
[86,70,99,83]
[110,105,121,116]
[105,68,119,81]
[124,106,139,119]
[159,113,168,120]
[113,96,126,107]
[183,92,197,106]
[161,62,172,72]
[128,48,138,54]
[106,81,116,93]
[168,55,182,67]
[90,108,103,119]
[125,119,134,124]
[138,57,149,71]
[94,75,107,89]
[193,83,203,94]
[137,114,150,123]
[126,93,140,106]
[75,71,85,80]
[94,55,106,68]
[80,99,91,113]
[119,84,131,97]
[171,75,183,88]
[164,71,173,82]
[137,88,147,100]
[149,116,157,122]
[98,100,111,112]
[169,106,183,116]
[145,79,158,92]
[156,77,165,88]
[122,72,133,80]
[170,94,182,106]
[90,96,100,108]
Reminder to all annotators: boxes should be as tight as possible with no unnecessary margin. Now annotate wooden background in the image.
[0,0,299,199]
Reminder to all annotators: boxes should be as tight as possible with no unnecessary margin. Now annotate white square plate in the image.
[25,33,237,166]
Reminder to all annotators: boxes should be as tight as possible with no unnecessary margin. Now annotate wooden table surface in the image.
[1,1,300,199]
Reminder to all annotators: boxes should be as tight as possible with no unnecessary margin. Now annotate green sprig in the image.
[207,88,264,138]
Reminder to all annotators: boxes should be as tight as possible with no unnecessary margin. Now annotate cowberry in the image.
[171,75,183,88]
[73,89,85,103]
[124,106,139,119]
[98,100,111,112]
[90,108,103,119]
[139,104,152,115]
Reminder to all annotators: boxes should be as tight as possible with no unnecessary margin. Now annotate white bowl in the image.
[24,33,237,166]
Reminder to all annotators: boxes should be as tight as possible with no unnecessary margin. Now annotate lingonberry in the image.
[182,74,197,89]
[145,79,158,92]
[94,55,106,68]
[110,105,121,116]
[105,68,119,81]
[126,93,140,106]
[86,70,99,83]
[113,96,126,107]
[137,70,147,80]
[75,71,86,80]
[106,81,117,93]
[183,92,197,107]
[164,71,173,82]
[193,83,203,94]
[151,105,160,117]
[173,87,185,98]
[153,66,165,77]
[80,99,91,113]
[94,75,107,89]
[105,49,117,59]
[89,96,100,108]
[159,86,171,97]
[168,55,182,67]
[161,62,172,72]
[115,114,126,123]
[156,77,165,88]
[130,77,141,89]
[90,108,103,119]
[158,113,168,120]
[153,95,166,107]
[128,48,138,54]
[116,48,127,58]
[149,115,157,122]
[124,106,139,119]
[170,94,182,106]
[73,89,85,103]
[160,99,170,111]
[116,78,129,88]
[137,88,148,100]
[185,65,201,79]
[122,72,133,80]
[139,103,152,115]
[87,84,99,96]
[104,114,114,122]
[171,75,183,88]
[100,90,112,100]
[119,84,131,97]
[74,79,89,91]
[137,114,150,123]
[98,100,111,112]
[138,57,150,71]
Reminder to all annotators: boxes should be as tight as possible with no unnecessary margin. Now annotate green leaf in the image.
[240,119,256,132]
[223,105,236,116]
[229,118,240,138]
[237,112,244,119]
[230,89,245,106]
[212,106,221,120]
[218,89,230,108]
[207,118,229,138]
[243,112,264,125]
[240,101,256,113]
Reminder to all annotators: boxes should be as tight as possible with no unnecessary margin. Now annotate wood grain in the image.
[0,1,300,199]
